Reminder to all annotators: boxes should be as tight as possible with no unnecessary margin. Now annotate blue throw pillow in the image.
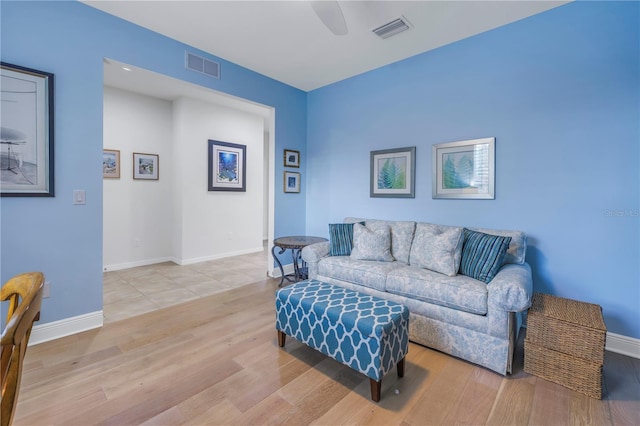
[459,229,512,283]
[329,222,362,256]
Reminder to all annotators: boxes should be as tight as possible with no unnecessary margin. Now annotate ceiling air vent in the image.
[185,52,220,79]
[372,16,411,39]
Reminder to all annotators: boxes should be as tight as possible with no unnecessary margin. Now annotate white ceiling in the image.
[86,0,568,92]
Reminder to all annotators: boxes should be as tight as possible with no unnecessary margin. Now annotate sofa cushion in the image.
[345,218,416,264]
[409,223,463,276]
[459,229,512,283]
[317,257,402,292]
[469,227,527,265]
[350,223,394,262]
[329,222,361,256]
[386,266,488,315]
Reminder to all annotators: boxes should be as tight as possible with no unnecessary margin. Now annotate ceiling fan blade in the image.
[310,1,348,36]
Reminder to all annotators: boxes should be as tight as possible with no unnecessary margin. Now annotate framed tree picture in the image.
[1,62,55,196]
[432,137,495,199]
[208,140,246,192]
[370,147,416,198]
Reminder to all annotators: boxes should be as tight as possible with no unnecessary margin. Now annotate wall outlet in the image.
[43,281,51,298]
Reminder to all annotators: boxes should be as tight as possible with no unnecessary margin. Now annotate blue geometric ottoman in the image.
[276,280,409,402]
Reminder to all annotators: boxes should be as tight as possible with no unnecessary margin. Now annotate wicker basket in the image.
[524,293,606,399]
[525,340,603,399]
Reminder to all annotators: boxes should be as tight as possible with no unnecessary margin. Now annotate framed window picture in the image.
[1,62,55,196]
[284,171,300,193]
[133,152,159,180]
[284,149,300,168]
[208,140,246,192]
[103,149,120,178]
[370,147,416,198]
[432,137,495,199]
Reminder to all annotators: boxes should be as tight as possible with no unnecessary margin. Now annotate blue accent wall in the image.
[1,1,306,323]
[306,2,640,338]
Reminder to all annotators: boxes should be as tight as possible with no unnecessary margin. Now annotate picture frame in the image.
[103,149,120,178]
[370,147,416,198]
[284,171,300,193]
[284,149,300,168]
[208,140,246,192]
[1,62,55,196]
[133,152,159,180]
[432,137,495,199]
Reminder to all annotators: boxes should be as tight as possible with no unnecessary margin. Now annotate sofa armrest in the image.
[301,241,330,279]
[302,241,330,262]
[487,263,533,312]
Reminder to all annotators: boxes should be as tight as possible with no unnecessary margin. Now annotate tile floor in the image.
[103,247,272,323]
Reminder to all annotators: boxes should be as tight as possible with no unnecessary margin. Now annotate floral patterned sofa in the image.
[301,217,533,375]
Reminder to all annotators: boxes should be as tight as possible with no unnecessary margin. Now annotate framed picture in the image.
[1,62,54,196]
[208,140,246,192]
[284,171,300,193]
[103,149,120,178]
[370,147,416,198]
[133,152,159,180]
[284,149,300,168]
[432,137,495,199]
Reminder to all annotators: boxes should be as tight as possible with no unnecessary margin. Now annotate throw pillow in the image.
[329,222,362,256]
[350,223,395,261]
[459,229,512,283]
[409,224,464,276]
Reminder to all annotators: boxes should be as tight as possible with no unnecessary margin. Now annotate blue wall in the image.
[0,1,306,323]
[306,2,640,338]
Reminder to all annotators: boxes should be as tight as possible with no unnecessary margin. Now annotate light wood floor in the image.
[15,276,640,424]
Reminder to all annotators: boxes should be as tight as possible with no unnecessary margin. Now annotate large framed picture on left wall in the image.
[1,62,55,196]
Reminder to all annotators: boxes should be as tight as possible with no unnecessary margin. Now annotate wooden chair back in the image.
[1,272,44,426]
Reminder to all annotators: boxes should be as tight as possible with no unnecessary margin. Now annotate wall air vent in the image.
[372,16,411,39]
[185,52,220,79]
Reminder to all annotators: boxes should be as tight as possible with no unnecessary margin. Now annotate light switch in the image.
[73,190,86,205]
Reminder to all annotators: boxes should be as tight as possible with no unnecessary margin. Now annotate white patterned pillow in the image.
[409,224,464,276]
[350,223,395,262]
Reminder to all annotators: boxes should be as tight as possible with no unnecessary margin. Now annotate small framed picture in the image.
[284,149,300,168]
[133,152,159,180]
[284,171,300,193]
[103,149,120,178]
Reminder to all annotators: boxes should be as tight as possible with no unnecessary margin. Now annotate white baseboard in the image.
[175,246,265,266]
[104,247,266,271]
[103,257,173,272]
[29,311,103,346]
[606,332,640,359]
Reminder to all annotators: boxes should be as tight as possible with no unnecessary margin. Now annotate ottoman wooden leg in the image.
[397,357,405,377]
[370,379,381,402]
[277,330,286,347]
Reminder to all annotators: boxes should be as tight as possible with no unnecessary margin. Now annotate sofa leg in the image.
[277,330,286,347]
[370,378,381,402]
[397,357,405,377]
